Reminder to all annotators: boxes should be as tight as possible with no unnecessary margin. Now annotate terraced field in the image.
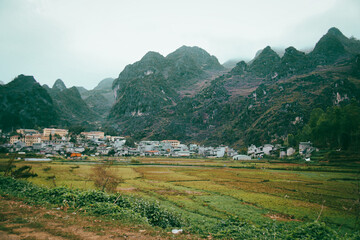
[2,156,360,236]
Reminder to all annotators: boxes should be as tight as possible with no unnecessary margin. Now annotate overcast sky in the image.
[0,0,359,89]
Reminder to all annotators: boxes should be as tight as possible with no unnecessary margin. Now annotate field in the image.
[1,155,360,238]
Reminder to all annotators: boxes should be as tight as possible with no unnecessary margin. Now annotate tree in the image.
[68,125,85,135]
[1,158,37,179]
[299,102,360,151]
[108,149,116,156]
[124,137,135,148]
[54,133,61,139]
[285,134,296,147]
[11,166,38,179]
[90,162,123,192]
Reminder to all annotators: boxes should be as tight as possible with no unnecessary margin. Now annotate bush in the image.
[286,222,337,239]
[84,202,146,223]
[0,176,183,228]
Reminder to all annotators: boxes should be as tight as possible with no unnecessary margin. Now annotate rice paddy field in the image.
[1,156,360,236]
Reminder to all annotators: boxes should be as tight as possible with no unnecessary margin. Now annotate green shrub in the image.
[286,222,337,239]
[84,202,146,223]
[0,176,183,228]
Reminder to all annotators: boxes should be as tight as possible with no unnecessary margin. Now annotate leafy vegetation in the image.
[1,157,360,238]
[0,176,183,229]
[90,162,123,192]
[105,28,360,148]
[0,75,59,131]
[297,102,360,151]
[0,158,37,179]
[1,174,359,239]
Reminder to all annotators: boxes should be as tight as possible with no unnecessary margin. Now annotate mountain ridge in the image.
[0,75,59,130]
[107,27,360,147]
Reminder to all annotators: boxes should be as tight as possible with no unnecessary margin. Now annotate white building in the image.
[287,147,296,156]
[233,155,252,160]
[263,144,274,155]
[81,131,105,140]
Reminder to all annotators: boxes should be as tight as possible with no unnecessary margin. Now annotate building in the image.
[233,155,252,160]
[106,136,125,142]
[287,147,296,156]
[263,144,274,155]
[25,134,42,146]
[174,151,190,157]
[10,135,23,144]
[70,153,82,158]
[215,147,226,158]
[43,128,68,138]
[161,140,180,148]
[81,131,105,140]
[247,144,263,158]
[16,129,39,135]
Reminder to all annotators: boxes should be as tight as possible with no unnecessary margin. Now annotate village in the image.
[0,128,315,160]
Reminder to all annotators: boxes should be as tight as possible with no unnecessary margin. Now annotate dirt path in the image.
[0,195,197,240]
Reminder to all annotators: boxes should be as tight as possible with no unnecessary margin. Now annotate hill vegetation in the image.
[80,78,115,120]
[0,75,59,131]
[45,79,101,127]
[107,27,360,148]
[1,28,359,151]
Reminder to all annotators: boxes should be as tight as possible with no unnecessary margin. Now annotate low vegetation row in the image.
[1,176,359,239]
[0,176,182,229]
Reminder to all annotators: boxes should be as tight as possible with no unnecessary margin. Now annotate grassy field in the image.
[1,156,360,237]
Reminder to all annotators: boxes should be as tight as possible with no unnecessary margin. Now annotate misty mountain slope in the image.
[107,28,360,147]
[220,66,360,146]
[52,79,67,91]
[85,93,113,118]
[0,75,59,130]
[93,78,114,91]
[75,86,88,95]
[46,79,101,125]
[248,46,280,77]
[309,27,360,66]
[79,78,115,119]
[109,46,225,122]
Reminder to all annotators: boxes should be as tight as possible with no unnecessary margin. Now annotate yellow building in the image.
[43,128,68,138]
[10,135,23,144]
[16,129,39,135]
[25,134,42,146]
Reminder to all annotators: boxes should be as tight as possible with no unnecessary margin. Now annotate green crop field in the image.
[1,156,359,239]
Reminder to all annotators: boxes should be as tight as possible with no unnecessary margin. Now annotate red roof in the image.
[70,153,82,157]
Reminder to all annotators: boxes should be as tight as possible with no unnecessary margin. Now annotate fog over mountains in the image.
[1,27,359,147]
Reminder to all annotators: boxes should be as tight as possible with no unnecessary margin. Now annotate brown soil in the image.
[0,195,199,239]
[264,213,302,222]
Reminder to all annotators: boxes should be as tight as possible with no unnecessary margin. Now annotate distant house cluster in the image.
[129,141,238,158]
[3,128,124,157]
[247,142,316,159]
[0,128,316,160]
[1,128,239,159]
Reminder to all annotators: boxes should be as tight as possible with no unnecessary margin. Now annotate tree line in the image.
[287,101,360,151]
